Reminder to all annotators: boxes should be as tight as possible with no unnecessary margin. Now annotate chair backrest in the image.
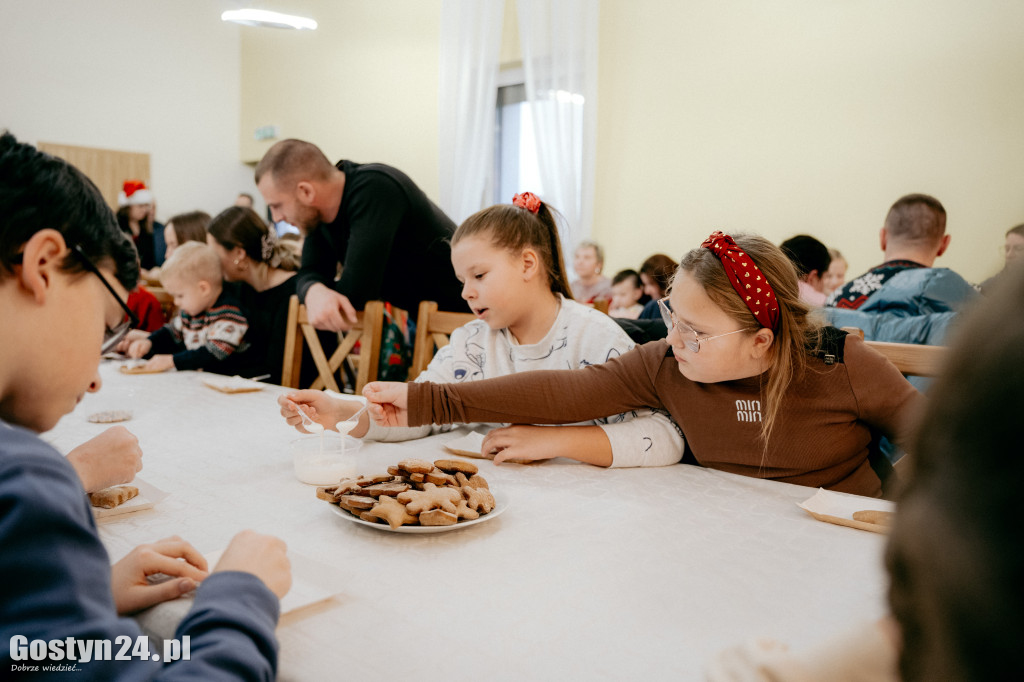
[409,301,476,381]
[281,295,384,393]
[841,326,947,378]
[591,299,610,315]
[148,286,176,321]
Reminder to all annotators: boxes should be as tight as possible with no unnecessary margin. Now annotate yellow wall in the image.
[239,0,444,199]
[593,0,1024,283]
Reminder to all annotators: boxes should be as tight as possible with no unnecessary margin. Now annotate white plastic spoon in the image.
[335,403,369,437]
[292,402,324,434]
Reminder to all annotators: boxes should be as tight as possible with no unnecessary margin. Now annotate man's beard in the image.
[294,204,322,235]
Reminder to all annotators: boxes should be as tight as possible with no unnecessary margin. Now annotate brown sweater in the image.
[409,336,920,496]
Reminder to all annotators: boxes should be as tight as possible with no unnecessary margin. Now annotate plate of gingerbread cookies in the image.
[319,457,506,533]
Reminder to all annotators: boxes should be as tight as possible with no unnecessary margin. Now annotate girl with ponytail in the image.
[363,230,921,496]
[278,193,683,468]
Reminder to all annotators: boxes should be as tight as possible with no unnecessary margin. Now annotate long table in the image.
[44,363,889,680]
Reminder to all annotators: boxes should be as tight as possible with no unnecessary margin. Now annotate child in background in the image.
[822,247,848,298]
[0,132,288,679]
[279,192,683,469]
[608,269,645,319]
[363,231,920,495]
[570,239,613,303]
[637,253,678,319]
[780,234,831,306]
[163,210,211,260]
[126,241,249,374]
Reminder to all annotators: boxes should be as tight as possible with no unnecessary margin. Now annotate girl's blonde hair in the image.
[453,199,573,300]
[676,233,824,446]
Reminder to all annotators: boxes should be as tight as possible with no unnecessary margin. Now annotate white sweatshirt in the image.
[362,296,684,467]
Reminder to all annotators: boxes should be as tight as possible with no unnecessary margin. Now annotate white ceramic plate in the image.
[329,494,508,534]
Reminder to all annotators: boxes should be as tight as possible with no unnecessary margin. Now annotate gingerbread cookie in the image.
[397,458,434,474]
[360,482,412,498]
[397,483,462,515]
[853,510,893,526]
[461,485,496,514]
[338,494,377,510]
[419,509,458,526]
[433,458,478,475]
[89,485,139,509]
[365,496,420,529]
[87,410,132,424]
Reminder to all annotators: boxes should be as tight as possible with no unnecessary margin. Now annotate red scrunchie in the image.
[700,231,779,331]
[512,192,542,214]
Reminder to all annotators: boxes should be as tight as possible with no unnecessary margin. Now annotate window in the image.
[493,82,543,203]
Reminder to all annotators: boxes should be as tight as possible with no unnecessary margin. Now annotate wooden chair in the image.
[409,301,476,381]
[148,286,176,321]
[591,299,610,315]
[841,327,947,378]
[281,295,384,393]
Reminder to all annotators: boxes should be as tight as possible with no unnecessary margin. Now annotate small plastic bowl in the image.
[290,433,362,485]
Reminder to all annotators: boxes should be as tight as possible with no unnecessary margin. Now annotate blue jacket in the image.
[0,420,280,680]
[824,267,978,346]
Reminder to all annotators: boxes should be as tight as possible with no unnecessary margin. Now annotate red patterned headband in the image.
[512,191,541,214]
[700,231,779,331]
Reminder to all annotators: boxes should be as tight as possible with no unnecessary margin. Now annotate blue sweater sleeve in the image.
[0,422,279,680]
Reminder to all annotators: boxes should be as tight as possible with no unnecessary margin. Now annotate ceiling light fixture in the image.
[221,9,317,30]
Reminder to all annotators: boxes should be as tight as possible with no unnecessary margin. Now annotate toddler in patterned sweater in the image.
[126,242,249,373]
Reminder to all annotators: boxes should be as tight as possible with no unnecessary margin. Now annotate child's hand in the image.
[214,530,291,599]
[143,354,174,372]
[362,382,409,427]
[126,338,152,359]
[483,425,564,464]
[110,535,209,615]
[116,329,149,354]
[277,391,349,433]
[66,426,143,493]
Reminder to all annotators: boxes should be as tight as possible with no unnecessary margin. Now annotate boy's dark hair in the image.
[454,199,573,300]
[0,132,139,290]
[612,269,641,288]
[886,263,1024,681]
[1006,223,1024,239]
[780,234,831,279]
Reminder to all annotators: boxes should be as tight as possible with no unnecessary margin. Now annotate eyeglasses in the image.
[66,245,139,353]
[657,297,751,353]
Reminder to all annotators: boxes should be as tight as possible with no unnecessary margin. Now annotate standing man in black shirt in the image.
[255,139,463,331]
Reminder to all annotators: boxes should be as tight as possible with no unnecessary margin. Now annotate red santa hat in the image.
[117,180,153,207]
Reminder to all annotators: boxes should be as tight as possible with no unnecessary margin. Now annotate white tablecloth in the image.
[44,364,890,681]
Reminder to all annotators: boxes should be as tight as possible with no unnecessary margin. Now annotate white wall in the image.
[238,0,443,200]
[594,0,1024,284]
[0,0,255,222]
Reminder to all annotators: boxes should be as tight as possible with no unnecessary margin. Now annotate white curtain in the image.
[516,0,599,246]
[438,0,505,224]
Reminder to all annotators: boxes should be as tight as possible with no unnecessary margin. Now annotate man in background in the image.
[825,193,977,346]
[255,139,462,331]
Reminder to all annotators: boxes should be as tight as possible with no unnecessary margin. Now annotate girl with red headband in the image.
[277,193,683,468]
[363,231,920,496]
